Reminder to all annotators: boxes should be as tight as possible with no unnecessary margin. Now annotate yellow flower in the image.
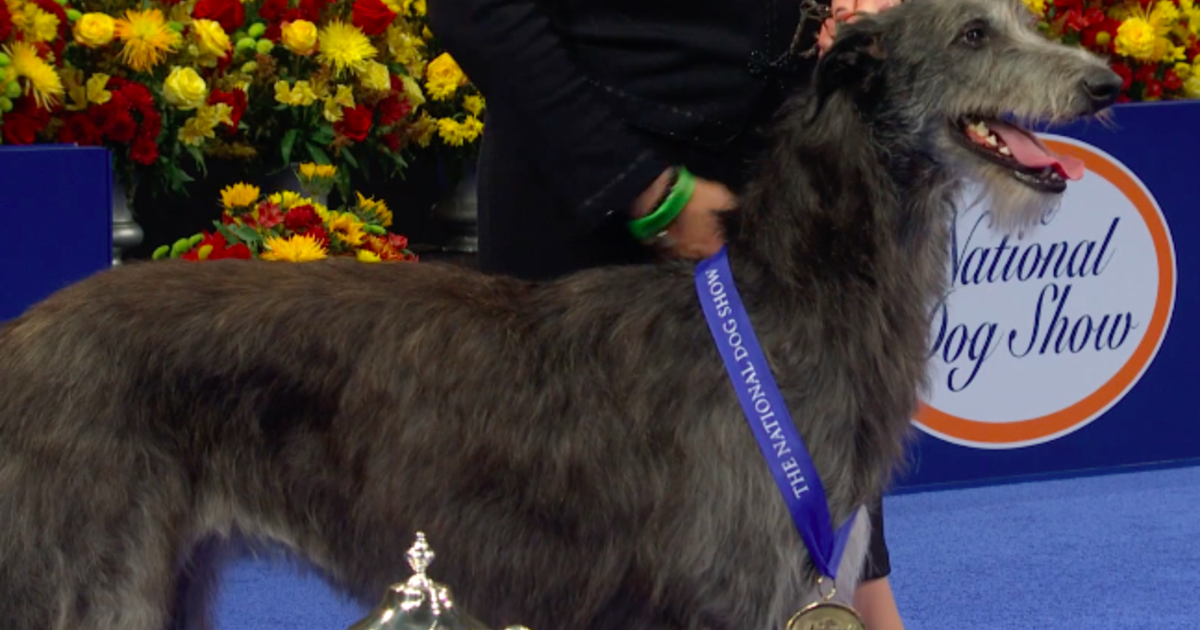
[274,80,319,106]
[435,117,467,146]
[299,162,338,180]
[462,94,485,117]
[164,66,208,110]
[85,73,112,105]
[356,249,382,263]
[400,74,425,109]
[355,60,391,91]
[317,20,377,75]
[320,83,355,122]
[269,190,310,210]
[220,183,261,210]
[12,2,59,43]
[327,212,367,247]
[1184,74,1200,99]
[114,9,183,73]
[1020,0,1045,18]
[261,234,328,262]
[281,19,319,56]
[60,66,88,111]
[402,0,426,17]
[1177,62,1194,81]
[410,111,437,147]
[424,53,467,101]
[4,42,63,110]
[461,115,484,142]
[191,19,232,60]
[356,192,393,228]
[74,12,116,47]
[178,103,233,146]
[386,24,426,72]
[1114,17,1158,61]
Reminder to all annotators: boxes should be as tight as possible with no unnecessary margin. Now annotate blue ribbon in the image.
[695,247,856,580]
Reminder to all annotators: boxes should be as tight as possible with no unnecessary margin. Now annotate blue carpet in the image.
[215,465,1200,630]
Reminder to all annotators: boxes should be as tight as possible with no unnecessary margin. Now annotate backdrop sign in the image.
[898,103,1199,489]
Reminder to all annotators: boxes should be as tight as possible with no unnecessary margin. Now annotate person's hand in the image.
[817,0,901,56]
[630,169,737,260]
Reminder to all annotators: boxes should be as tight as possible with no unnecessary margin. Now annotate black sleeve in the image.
[862,495,892,581]
[427,0,673,232]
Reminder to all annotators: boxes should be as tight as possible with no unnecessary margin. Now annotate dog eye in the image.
[959,20,988,47]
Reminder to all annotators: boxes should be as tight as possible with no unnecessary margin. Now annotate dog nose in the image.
[1083,69,1123,110]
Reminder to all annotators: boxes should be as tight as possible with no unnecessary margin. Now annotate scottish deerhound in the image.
[0,1,1120,629]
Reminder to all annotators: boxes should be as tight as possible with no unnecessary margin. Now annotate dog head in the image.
[816,0,1122,231]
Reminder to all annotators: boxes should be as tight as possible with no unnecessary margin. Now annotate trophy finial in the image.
[407,531,435,577]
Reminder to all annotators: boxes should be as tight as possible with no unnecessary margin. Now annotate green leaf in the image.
[281,128,299,165]
[311,124,336,145]
[340,148,359,169]
[305,142,331,165]
[229,224,262,245]
[214,221,239,246]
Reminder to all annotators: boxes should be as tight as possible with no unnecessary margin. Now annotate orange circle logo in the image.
[914,136,1177,449]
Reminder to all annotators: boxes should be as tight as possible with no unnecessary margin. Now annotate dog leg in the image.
[167,536,230,630]
[0,444,192,630]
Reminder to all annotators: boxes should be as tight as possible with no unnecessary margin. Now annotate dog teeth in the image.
[986,134,999,146]
[999,146,1012,156]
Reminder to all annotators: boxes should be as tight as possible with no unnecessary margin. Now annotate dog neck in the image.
[721,90,956,501]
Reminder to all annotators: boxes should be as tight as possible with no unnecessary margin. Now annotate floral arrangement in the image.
[153,162,418,262]
[1023,0,1200,101]
[0,0,485,199]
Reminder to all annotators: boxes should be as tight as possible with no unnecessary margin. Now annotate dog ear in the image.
[814,21,888,99]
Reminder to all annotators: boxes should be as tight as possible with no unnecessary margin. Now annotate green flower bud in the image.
[66,9,82,21]
[237,37,257,51]
[0,53,9,67]
[255,39,274,54]
[152,245,171,260]
[248,23,267,38]
[5,82,20,99]
[167,21,184,33]
[0,97,12,113]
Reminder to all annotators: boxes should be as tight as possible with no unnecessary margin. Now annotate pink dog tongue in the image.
[988,121,1086,180]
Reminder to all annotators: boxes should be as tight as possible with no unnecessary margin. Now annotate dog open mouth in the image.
[952,118,1086,193]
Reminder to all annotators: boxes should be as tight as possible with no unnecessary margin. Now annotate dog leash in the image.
[695,247,862,625]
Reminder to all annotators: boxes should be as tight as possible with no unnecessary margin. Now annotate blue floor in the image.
[215,465,1200,630]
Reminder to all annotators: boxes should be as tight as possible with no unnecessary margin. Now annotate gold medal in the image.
[786,601,865,630]
[785,577,865,630]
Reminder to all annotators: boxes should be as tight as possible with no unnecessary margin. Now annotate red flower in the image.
[58,114,103,146]
[299,0,326,21]
[382,131,401,152]
[106,112,138,143]
[131,137,159,165]
[1143,78,1163,100]
[378,95,412,127]
[1133,63,1156,84]
[120,82,155,114]
[182,232,254,261]
[334,104,373,142]
[192,0,244,31]
[3,100,50,144]
[207,88,247,133]
[1164,69,1183,93]
[385,233,408,251]
[352,0,396,36]
[257,202,285,229]
[284,205,323,231]
[139,109,163,142]
[0,0,13,41]
[300,225,330,249]
[260,0,288,22]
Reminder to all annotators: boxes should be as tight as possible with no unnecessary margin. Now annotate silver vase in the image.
[111,177,143,266]
[260,163,329,206]
[429,169,479,254]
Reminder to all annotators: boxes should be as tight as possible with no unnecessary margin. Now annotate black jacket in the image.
[427,0,818,235]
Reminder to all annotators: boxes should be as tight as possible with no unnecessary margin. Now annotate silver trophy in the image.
[346,532,531,630]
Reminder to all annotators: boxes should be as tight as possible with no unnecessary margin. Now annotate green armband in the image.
[628,166,696,242]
